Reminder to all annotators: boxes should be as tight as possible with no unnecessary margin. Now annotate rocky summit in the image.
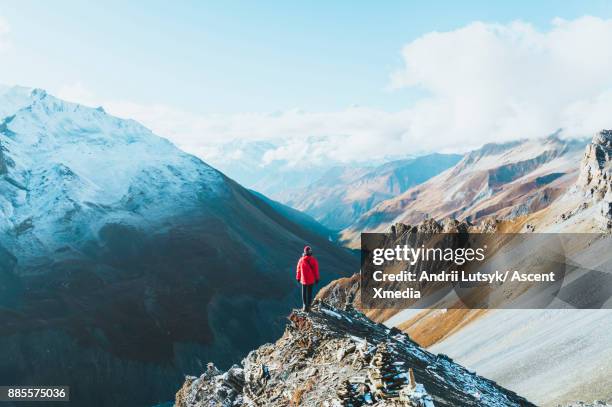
[578,129,612,200]
[577,129,612,228]
[175,302,534,407]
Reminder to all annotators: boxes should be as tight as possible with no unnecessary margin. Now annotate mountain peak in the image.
[593,129,612,148]
[574,129,612,228]
[0,86,225,256]
[577,129,612,199]
[30,87,48,99]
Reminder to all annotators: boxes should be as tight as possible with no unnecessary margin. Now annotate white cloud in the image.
[54,17,612,168]
[0,17,11,51]
[391,17,612,147]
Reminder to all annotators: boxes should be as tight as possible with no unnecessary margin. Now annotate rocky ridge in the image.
[175,302,534,407]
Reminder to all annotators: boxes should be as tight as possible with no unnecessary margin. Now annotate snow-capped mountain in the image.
[201,139,334,199]
[201,138,422,204]
[0,86,225,261]
[0,86,357,406]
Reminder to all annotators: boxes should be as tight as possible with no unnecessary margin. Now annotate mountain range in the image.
[1,84,610,406]
[340,134,588,246]
[280,153,462,231]
[201,139,333,199]
[424,133,612,405]
[319,130,612,406]
[201,139,457,231]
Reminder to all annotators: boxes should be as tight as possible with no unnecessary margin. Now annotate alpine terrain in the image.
[175,302,535,406]
[341,134,587,246]
[323,130,612,406]
[201,139,333,199]
[282,154,462,231]
[423,130,612,406]
[0,85,357,406]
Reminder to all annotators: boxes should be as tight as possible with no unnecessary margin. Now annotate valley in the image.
[313,130,612,406]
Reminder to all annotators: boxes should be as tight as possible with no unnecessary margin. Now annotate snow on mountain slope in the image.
[202,139,334,199]
[0,86,224,260]
[0,85,36,118]
[341,134,587,247]
[282,154,462,231]
[0,86,357,407]
[202,139,282,188]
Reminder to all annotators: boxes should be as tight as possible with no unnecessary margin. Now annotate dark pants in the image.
[301,284,315,310]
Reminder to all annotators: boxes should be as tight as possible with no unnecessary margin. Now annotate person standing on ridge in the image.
[296,246,319,312]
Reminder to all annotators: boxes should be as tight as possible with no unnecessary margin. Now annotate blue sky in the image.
[2,0,612,113]
[2,1,612,166]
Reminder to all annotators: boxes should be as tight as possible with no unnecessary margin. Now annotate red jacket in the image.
[296,255,319,285]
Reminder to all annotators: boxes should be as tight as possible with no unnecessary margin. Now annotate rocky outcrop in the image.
[175,303,534,407]
[317,217,499,313]
[578,130,612,199]
[576,130,612,228]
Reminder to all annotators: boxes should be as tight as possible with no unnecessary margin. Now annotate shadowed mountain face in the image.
[0,86,357,406]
